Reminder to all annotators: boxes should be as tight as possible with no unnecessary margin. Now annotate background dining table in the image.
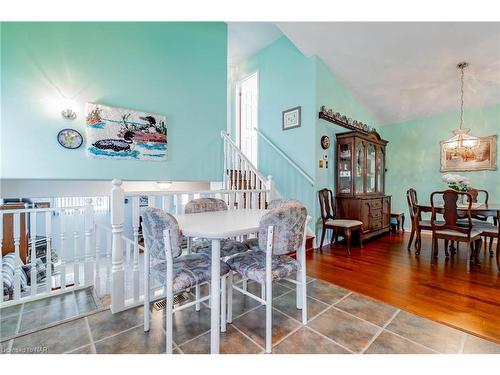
[174,208,268,354]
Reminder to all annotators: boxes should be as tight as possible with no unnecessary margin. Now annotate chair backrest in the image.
[141,207,183,261]
[258,202,307,255]
[268,198,303,210]
[430,190,473,235]
[185,198,228,214]
[318,188,335,222]
[466,188,489,205]
[406,188,419,220]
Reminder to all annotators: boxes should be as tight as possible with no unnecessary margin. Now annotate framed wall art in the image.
[282,106,301,130]
[85,102,167,161]
[440,135,497,172]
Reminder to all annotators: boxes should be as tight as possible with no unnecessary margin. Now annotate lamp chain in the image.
[459,64,465,130]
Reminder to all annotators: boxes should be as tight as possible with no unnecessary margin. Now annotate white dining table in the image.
[174,208,268,354]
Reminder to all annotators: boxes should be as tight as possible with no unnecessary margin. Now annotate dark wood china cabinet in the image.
[335,130,391,239]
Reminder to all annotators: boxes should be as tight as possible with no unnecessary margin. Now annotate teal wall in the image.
[230,36,317,216]
[314,57,379,232]
[0,22,227,181]
[230,36,379,230]
[380,104,500,227]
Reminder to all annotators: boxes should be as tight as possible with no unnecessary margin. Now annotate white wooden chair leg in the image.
[144,248,151,332]
[227,273,233,323]
[166,286,173,354]
[301,266,307,324]
[260,282,265,303]
[208,284,211,308]
[265,280,272,353]
[221,276,227,332]
[296,251,302,310]
[195,284,201,311]
[265,225,274,354]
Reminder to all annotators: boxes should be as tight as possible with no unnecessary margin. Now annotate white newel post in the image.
[111,179,125,313]
[267,175,276,202]
[84,198,95,286]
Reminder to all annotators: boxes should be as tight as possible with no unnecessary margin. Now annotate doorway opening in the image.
[236,72,259,168]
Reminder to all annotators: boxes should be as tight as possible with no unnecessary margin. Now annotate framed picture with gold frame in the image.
[440,135,497,172]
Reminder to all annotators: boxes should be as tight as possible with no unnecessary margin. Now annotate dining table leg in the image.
[210,239,221,354]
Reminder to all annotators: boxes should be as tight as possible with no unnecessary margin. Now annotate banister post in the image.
[111,179,125,313]
[267,175,276,201]
[84,198,95,286]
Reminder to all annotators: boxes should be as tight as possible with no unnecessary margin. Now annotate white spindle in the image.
[30,211,37,296]
[132,196,140,302]
[161,196,169,210]
[45,211,52,294]
[111,179,125,312]
[148,195,156,209]
[106,230,112,294]
[13,213,21,300]
[174,194,181,215]
[73,210,80,286]
[84,198,95,286]
[125,241,131,300]
[60,209,66,291]
[94,225,101,295]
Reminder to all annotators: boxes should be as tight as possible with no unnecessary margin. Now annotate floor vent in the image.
[153,293,189,311]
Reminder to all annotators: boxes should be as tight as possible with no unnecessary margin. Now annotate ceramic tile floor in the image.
[1,278,500,354]
[0,288,101,344]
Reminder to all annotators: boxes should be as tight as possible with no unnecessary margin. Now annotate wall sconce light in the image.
[61,98,77,120]
[156,181,173,190]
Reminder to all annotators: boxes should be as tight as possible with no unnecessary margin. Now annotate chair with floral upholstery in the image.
[141,207,231,354]
[226,202,310,353]
[242,198,303,251]
[185,198,248,258]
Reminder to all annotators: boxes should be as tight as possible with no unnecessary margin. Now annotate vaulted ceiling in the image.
[228,22,500,124]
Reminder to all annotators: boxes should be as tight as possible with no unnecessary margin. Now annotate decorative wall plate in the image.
[321,135,330,150]
[57,128,83,149]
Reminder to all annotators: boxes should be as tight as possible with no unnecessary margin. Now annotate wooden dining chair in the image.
[430,190,482,268]
[318,188,363,254]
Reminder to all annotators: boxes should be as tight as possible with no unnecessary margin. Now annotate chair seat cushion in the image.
[326,219,363,228]
[242,237,260,251]
[472,222,499,235]
[418,220,445,228]
[151,253,230,294]
[226,250,299,284]
[191,238,248,258]
[434,229,482,239]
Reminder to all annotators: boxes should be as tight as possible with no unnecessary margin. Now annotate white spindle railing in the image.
[221,131,276,200]
[109,179,271,313]
[0,201,101,308]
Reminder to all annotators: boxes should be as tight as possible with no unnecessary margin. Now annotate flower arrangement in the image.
[442,174,470,192]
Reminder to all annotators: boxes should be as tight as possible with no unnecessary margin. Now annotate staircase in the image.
[221,131,315,250]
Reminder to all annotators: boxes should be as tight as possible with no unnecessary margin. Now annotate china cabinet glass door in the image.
[366,143,376,193]
[377,146,385,193]
[338,142,352,194]
[355,141,365,194]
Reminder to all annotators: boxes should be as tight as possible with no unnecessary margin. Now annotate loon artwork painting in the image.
[85,103,167,160]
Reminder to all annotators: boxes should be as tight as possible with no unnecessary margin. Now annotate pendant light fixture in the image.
[442,62,479,154]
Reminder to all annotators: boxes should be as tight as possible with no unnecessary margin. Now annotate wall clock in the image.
[57,128,83,149]
[321,135,330,150]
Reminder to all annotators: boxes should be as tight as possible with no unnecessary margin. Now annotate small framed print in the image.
[282,106,301,131]
[321,135,330,150]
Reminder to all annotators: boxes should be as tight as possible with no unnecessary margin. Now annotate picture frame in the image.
[57,128,83,149]
[282,106,301,130]
[440,135,497,172]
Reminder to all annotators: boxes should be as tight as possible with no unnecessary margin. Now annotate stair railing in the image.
[221,131,276,200]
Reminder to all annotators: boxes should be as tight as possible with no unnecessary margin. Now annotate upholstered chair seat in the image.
[191,238,248,258]
[433,229,481,238]
[325,218,363,227]
[226,250,299,284]
[151,253,230,293]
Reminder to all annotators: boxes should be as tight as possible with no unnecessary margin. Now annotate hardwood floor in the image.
[306,231,500,344]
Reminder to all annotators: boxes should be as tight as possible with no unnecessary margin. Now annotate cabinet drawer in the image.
[369,199,382,209]
[371,219,382,230]
[369,209,382,219]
